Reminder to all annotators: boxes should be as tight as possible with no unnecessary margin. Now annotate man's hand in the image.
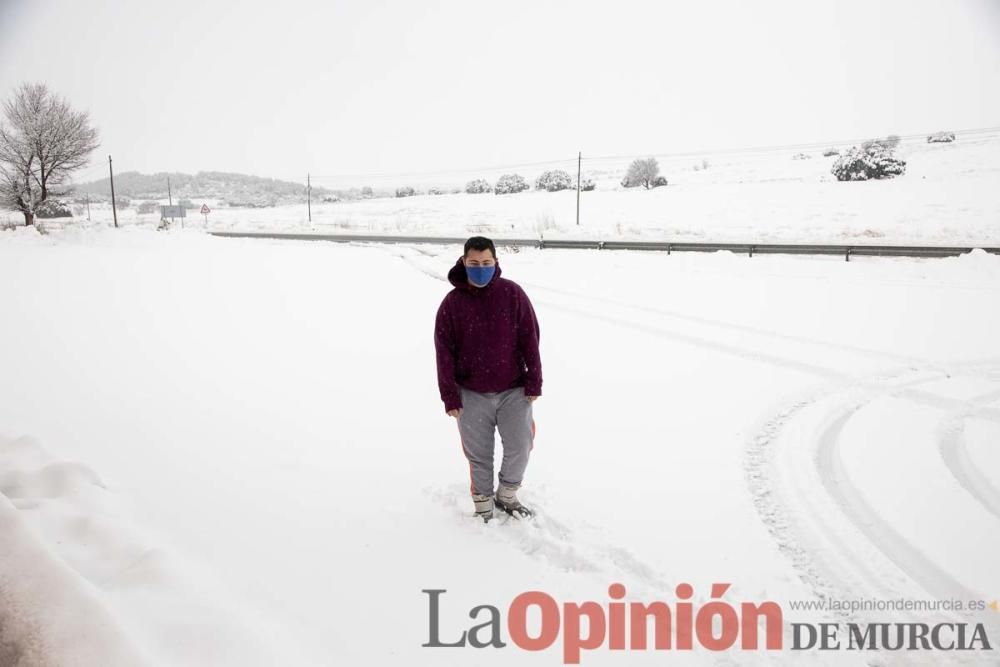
[528,396,539,403]
[447,408,463,418]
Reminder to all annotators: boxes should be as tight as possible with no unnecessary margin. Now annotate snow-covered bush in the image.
[395,186,415,198]
[927,131,956,143]
[861,134,901,151]
[792,152,812,160]
[137,200,159,214]
[652,176,668,188]
[624,158,660,189]
[465,179,492,194]
[36,199,73,218]
[494,173,530,195]
[822,148,840,157]
[580,179,595,191]
[427,187,446,195]
[535,170,572,192]
[693,159,710,171]
[831,144,906,181]
[361,186,374,198]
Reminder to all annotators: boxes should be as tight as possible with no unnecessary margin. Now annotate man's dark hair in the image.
[464,236,496,259]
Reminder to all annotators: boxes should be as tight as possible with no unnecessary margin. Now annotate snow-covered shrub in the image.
[652,176,668,188]
[861,134,901,151]
[137,200,159,214]
[427,187,446,195]
[361,186,374,198]
[535,170,573,192]
[580,179,595,191]
[822,148,840,157]
[494,173,530,195]
[465,179,492,194]
[831,144,906,181]
[927,131,956,143]
[792,152,812,160]
[36,199,73,218]
[395,186,415,198]
[624,158,660,189]
[693,159,710,171]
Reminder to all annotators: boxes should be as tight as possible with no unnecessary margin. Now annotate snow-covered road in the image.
[1,228,999,665]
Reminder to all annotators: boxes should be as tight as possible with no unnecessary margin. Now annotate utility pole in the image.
[167,176,173,206]
[575,151,582,226]
[86,193,91,221]
[307,173,312,223]
[108,155,119,228]
[167,175,175,226]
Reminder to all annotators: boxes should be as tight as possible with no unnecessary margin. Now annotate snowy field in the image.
[1,227,1000,665]
[28,129,1000,248]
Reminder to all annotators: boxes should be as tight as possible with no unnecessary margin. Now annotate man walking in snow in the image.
[434,236,542,522]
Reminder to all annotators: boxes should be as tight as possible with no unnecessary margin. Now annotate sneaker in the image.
[472,494,494,523]
[495,483,533,518]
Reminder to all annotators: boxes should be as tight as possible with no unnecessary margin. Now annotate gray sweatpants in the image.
[457,385,535,497]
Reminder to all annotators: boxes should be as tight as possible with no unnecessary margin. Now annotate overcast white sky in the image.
[1,0,998,186]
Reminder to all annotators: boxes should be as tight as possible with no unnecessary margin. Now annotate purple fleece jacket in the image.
[434,258,542,412]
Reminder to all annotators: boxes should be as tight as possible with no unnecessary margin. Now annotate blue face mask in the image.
[466,264,495,287]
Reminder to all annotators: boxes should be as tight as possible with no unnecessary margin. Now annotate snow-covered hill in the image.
[72,170,336,208]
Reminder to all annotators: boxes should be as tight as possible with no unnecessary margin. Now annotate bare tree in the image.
[0,83,100,226]
[624,157,660,189]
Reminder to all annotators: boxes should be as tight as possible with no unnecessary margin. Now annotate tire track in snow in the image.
[937,388,1000,522]
[816,399,978,602]
[744,370,944,612]
[520,280,934,370]
[746,369,1000,665]
[816,378,1000,661]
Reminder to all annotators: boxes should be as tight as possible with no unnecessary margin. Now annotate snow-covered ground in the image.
[24,129,1000,247]
[1,226,999,665]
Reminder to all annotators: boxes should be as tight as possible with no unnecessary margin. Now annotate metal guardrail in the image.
[208,231,1000,261]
